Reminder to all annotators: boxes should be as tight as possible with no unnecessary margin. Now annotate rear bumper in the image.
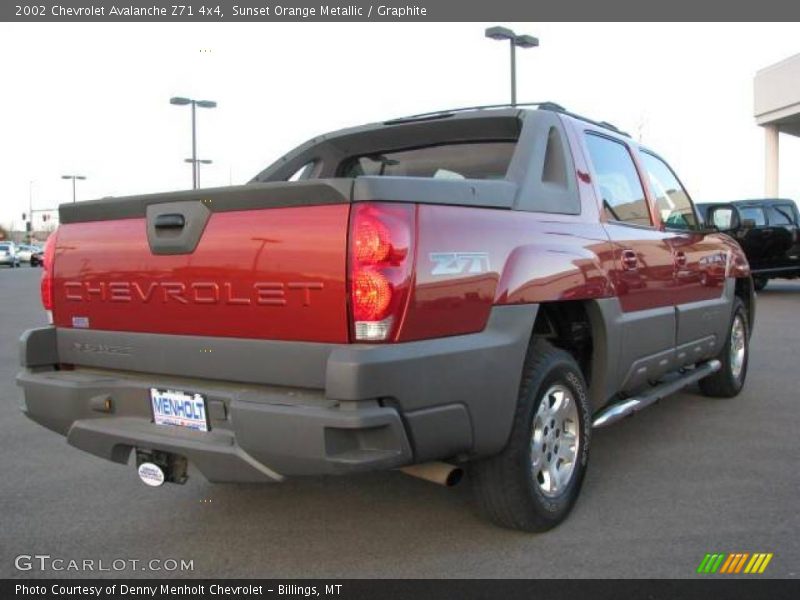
[18,368,410,482]
[17,305,537,482]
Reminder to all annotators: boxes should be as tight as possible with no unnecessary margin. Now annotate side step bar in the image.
[592,359,721,428]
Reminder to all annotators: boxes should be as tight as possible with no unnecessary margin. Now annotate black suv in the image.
[697,199,800,290]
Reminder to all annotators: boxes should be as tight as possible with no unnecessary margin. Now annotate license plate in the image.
[150,388,209,432]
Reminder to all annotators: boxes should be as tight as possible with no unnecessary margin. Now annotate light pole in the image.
[170,96,217,189]
[485,26,539,106]
[61,174,86,203]
[28,181,34,242]
[184,158,213,188]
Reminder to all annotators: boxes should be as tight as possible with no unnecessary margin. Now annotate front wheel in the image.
[470,339,591,532]
[699,297,749,398]
[753,276,768,291]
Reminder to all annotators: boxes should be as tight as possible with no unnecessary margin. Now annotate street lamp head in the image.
[61,175,71,180]
[485,26,515,41]
[169,96,192,106]
[196,100,217,109]
[198,159,213,164]
[514,35,539,49]
[76,175,86,180]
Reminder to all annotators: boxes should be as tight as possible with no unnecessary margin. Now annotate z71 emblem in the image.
[429,252,490,276]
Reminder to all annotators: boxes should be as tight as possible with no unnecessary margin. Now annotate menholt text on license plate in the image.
[150,388,209,432]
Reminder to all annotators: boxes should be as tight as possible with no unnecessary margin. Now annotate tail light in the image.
[348,202,415,342]
[40,230,58,320]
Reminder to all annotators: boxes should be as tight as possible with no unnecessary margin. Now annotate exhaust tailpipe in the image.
[400,462,463,487]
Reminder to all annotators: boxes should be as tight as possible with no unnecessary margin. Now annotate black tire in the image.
[752,276,768,291]
[699,297,749,398]
[470,339,591,532]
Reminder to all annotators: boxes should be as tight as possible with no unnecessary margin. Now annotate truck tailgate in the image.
[52,180,352,343]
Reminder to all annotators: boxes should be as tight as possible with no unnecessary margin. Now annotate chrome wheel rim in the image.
[530,384,580,498]
[730,315,746,380]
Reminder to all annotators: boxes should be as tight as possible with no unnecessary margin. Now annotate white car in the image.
[0,242,21,268]
[16,244,43,263]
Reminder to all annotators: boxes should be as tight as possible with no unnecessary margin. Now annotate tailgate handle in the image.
[154,214,186,229]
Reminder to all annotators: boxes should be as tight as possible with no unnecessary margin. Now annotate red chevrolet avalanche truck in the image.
[18,103,754,531]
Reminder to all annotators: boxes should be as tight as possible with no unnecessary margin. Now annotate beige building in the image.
[754,54,800,196]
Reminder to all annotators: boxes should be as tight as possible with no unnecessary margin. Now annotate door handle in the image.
[621,249,638,271]
[154,213,186,229]
[674,250,687,267]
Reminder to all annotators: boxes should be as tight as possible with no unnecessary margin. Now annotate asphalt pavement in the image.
[1,266,798,578]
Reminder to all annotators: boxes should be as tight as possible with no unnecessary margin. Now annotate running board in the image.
[592,359,721,428]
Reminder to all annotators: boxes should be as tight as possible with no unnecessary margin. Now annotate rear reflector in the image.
[348,203,415,342]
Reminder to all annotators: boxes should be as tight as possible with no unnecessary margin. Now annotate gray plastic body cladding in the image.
[54,329,336,390]
[325,304,538,456]
[352,177,517,209]
[675,278,735,347]
[17,368,411,481]
[588,279,734,401]
[19,327,58,367]
[505,111,581,214]
[58,179,353,224]
[18,304,538,469]
[402,404,473,462]
[146,200,211,255]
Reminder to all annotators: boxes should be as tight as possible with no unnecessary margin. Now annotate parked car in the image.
[697,199,800,290]
[29,248,44,267]
[0,242,20,268]
[17,103,755,532]
[17,244,41,262]
[16,244,43,264]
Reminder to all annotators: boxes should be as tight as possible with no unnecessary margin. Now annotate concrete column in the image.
[765,125,780,197]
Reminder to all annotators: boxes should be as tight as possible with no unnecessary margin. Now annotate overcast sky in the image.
[1,22,799,230]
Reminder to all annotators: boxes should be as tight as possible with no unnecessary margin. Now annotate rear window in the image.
[767,205,796,226]
[338,141,516,180]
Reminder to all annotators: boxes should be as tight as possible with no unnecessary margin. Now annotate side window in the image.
[287,161,317,182]
[767,205,795,226]
[640,152,698,231]
[710,207,734,229]
[739,207,766,227]
[584,134,651,226]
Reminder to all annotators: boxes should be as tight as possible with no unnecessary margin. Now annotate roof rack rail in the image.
[562,113,630,138]
[383,101,630,137]
[383,102,564,124]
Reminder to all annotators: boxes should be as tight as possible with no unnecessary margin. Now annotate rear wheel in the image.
[470,339,591,532]
[753,276,768,291]
[699,297,749,398]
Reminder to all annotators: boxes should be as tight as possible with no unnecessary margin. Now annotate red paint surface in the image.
[399,204,616,341]
[52,205,351,342]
